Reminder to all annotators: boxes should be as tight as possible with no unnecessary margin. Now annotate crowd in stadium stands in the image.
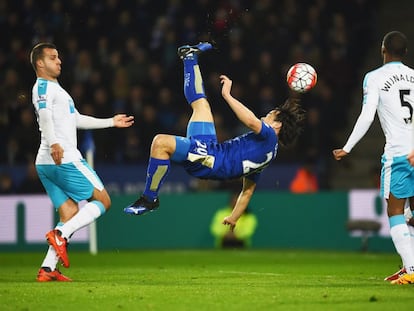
[0,0,376,190]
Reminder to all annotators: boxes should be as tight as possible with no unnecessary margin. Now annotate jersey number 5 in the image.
[400,89,413,124]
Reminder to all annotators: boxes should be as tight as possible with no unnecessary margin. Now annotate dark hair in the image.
[29,42,56,71]
[274,98,305,147]
[383,31,407,58]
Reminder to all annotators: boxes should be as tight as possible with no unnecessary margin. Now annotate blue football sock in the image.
[183,56,206,104]
[143,158,170,201]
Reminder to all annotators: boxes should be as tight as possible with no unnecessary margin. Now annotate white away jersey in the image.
[33,78,83,164]
[343,62,414,157]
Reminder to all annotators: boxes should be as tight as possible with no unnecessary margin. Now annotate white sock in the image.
[390,223,414,274]
[59,201,105,239]
[408,222,414,236]
[40,246,58,270]
[408,222,414,262]
[409,209,414,244]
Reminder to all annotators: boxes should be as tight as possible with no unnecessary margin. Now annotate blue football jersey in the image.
[183,121,278,182]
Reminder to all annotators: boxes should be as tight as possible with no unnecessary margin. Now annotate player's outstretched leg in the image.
[178,41,215,129]
[177,42,213,59]
[124,43,213,217]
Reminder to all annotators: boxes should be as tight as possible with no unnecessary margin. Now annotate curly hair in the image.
[274,98,306,147]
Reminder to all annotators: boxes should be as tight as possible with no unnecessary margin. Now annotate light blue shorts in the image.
[381,155,414,199]
[36,159,104,209]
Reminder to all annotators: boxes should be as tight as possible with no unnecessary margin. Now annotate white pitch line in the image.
[218,270,283,277]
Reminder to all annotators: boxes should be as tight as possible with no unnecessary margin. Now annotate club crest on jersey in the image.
[37,94,47,102]
[37,95,47,108]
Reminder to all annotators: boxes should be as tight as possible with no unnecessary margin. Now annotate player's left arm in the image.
[222,177,256,231]
[220,75,262,134]
[76,110,134,129]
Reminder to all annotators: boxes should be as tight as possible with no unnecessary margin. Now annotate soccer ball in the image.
[286,63,317,93]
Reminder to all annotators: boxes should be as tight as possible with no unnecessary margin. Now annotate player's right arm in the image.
[222,177,256,231]
[333,73,379,160]
[36,86,64,165]
[220,75,262,134]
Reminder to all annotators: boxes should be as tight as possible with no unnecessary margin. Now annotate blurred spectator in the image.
[121,128,145,163]
[0,172,14,194]
[9,106,39,164]
[369,165,381,189]
[126,47,149,86]
[73,50,93,83]
[126,85,146,117]
[157,87,180,133]
[290,29,321,67]
[136,104,160,154]
[16,161,44,194]
[210,192,258,248]
[289,156,319,193]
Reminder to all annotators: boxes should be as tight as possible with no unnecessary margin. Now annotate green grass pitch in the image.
[0,250,412,310]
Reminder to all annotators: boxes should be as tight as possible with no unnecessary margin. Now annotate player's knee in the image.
[101,194,111,211]
[93,189,111,211]
[59,200,79,222]
[191,98,212,112]
[151,134,174,154]
[152,134,167,147]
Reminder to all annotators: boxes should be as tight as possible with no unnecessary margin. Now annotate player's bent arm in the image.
[38,108,59,146]
[220,75,262,133]
[38,108,64,164]
[223,178,256,230]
